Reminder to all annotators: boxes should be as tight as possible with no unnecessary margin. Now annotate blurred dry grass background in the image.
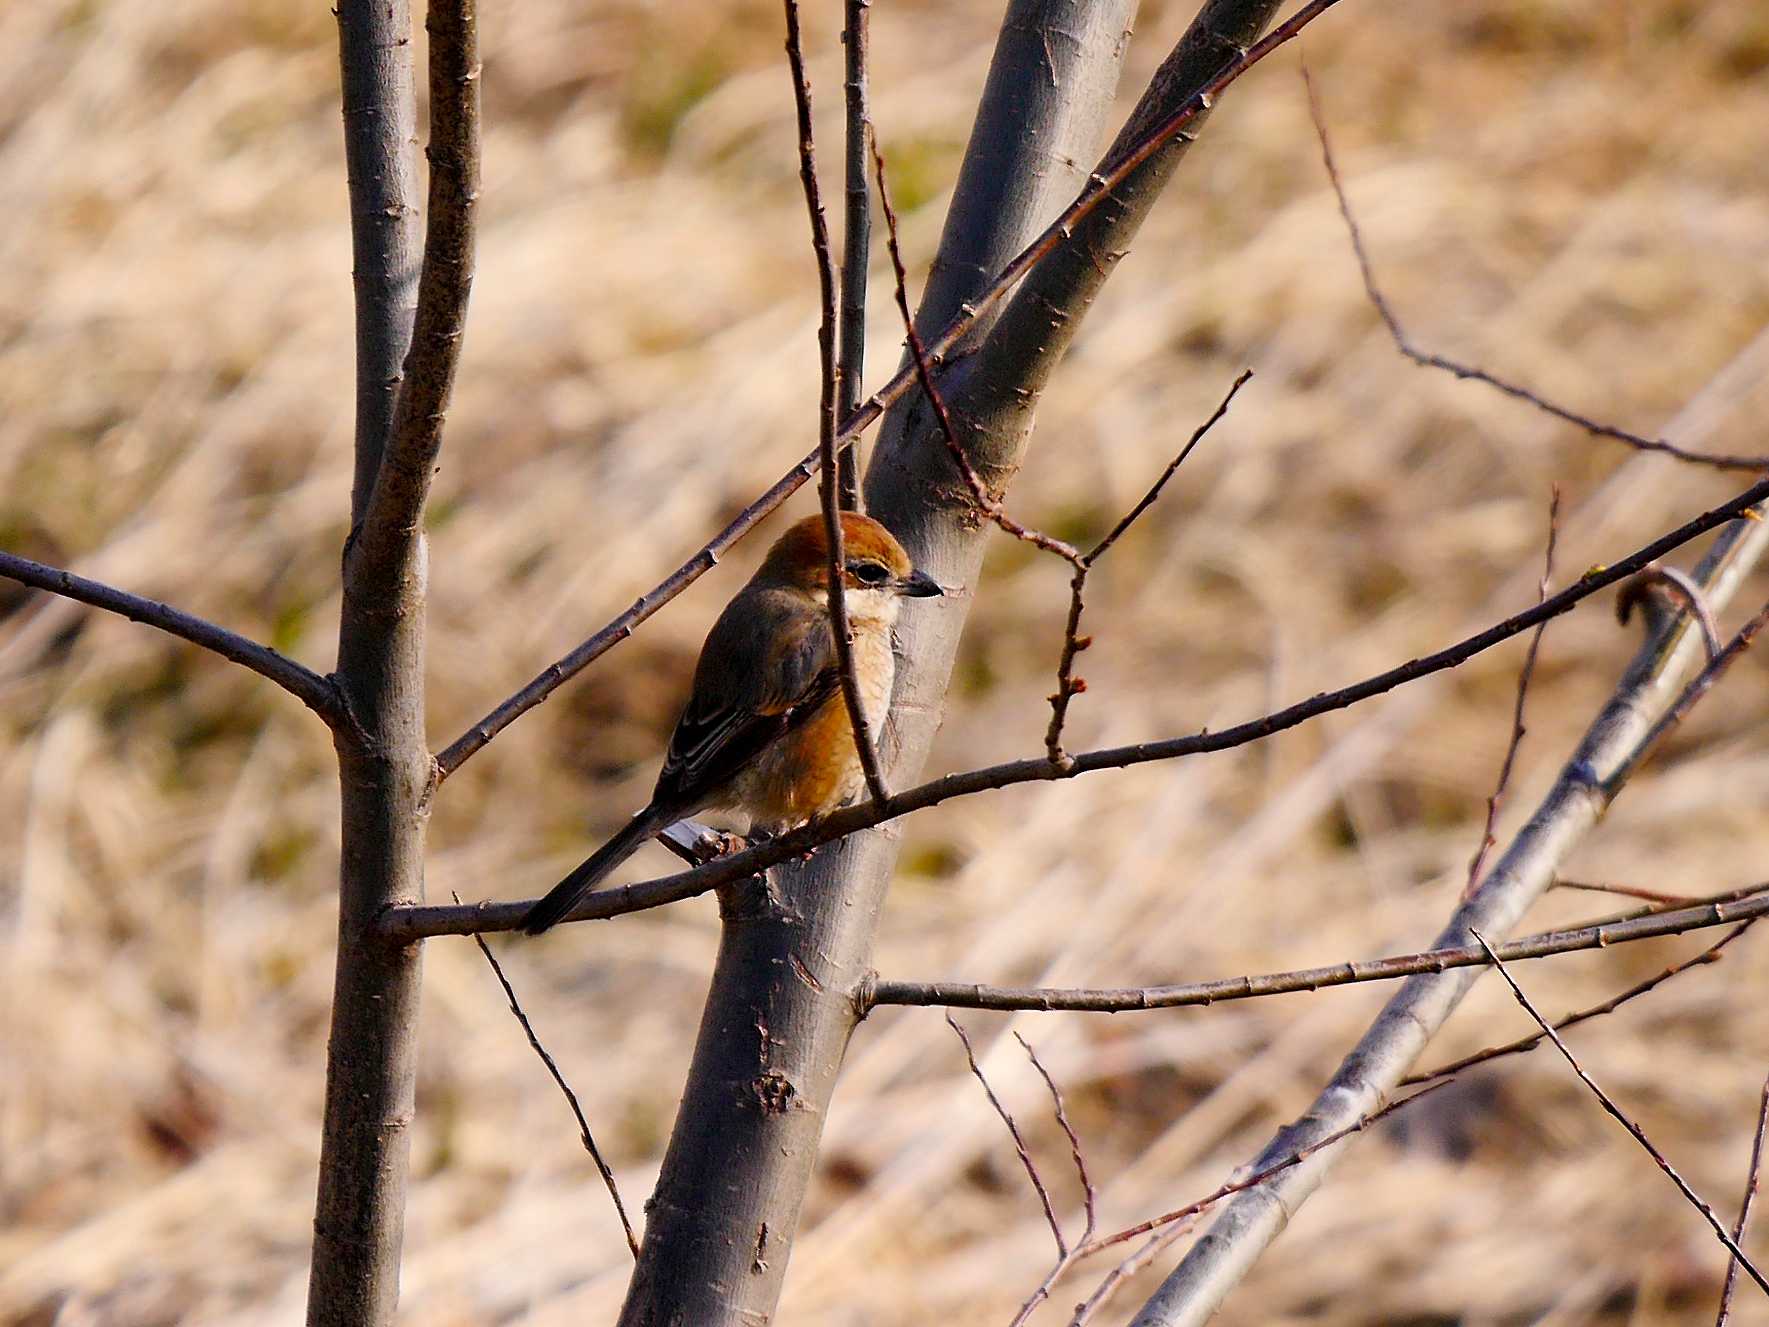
[4,1,1769,1323]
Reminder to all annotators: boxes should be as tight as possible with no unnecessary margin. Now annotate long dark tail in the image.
[521,804,674,935]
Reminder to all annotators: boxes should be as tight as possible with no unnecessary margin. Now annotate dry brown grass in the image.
[4,2,1769,1323]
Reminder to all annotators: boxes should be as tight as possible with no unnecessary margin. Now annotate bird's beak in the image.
[899,569,945,598]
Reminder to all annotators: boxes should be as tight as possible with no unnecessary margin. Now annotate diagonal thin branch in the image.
[1304,67,1769,473]
[0,548,345,726]
[1717,1077,1769,1325]
[431,0,1352,783]
[1467,489,1560,893]
[948,1016,1066,1259]
[782,0,889,805]
[836,0,872,510]
[868,887,1769,1012]
[388,473,1769,941]
[1404,920,1756,1085]
[1472,929,1769,1296]
[1008,1032,1099,1327]
[456,894,637,1258]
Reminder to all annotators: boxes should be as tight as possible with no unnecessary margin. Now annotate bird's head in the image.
[759,511,943,623]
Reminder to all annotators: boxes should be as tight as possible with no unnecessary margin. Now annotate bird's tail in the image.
[522,804,674,935]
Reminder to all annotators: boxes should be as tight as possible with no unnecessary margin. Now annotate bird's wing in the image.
[653,597,839,809]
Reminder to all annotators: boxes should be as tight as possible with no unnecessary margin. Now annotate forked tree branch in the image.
[1124,502,1769,1327]
[1473,930,1769,1294]
[387,472,1769,941]
[0,549,345,725]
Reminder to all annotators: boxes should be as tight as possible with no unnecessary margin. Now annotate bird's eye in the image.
[849,561,890,586]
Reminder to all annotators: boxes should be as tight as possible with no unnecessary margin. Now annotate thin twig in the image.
[868,887,1769,1013]
[387,472,1769,940]
[783,0,889,806]
[1404,921,1755,1086]
[1045,370,1254,765]
[1552,878,1701,905]
[1467,489,1560,893]
[427,0,1365,781]
[1471,929,1769,1296]
[948,1016,1066,1259]
[1304,67,1769,473]
[1716,1077,1769,1325]
[0,549,345,726]
[836,0,872,510]
[1007,1033,1099,1327]
[454,893,638,1259]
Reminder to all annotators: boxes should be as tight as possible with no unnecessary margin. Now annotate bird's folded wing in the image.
[654,603,839,807]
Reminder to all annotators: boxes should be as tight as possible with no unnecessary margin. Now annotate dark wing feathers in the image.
[653,592,838,809]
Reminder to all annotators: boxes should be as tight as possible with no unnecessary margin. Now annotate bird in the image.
[521,511,943,935]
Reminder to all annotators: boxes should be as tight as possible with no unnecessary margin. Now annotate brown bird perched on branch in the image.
[522,511,942,935]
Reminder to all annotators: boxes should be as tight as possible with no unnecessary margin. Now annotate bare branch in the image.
[949,1016,1066,1260]
[456,895,637,1258]
[1125,492,1769,1327]
[783,0,889,805]
[836,0,872,509]
[1466,489,1560,893]
[869,887,1769,1013]
[1472,929,1769,1296]
[433,0,1352,782]
[345,0,481,585]
[1717,1078,1769,1325]
[1047,370,1252,762]
[388,474,1769,942]
[1304,67,1769,473]
[0,548,344,726]
[1404,920,1755,1086]
[1008,1032,1099,1327]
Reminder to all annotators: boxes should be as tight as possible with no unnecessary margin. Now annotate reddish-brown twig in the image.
[782,0,889,806]
[1552,878,1702,905]
[1717,1077,1769,1325]
[1404,920,1755,1086]
[948,1017,1065,1261]
[1471,929,1769,1296]
[1007,1032,1099,1327]
[455,893,638,1258]
[1466,489,1560,894]
[1304,68,1769,474]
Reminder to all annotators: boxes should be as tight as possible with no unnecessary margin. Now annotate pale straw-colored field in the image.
[4,2,1769,1323]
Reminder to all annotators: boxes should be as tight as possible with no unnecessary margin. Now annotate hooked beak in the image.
[899,568,945,598]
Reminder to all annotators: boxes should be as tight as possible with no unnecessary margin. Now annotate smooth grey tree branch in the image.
[1126,496,1769,1327]
[0,549,344,725]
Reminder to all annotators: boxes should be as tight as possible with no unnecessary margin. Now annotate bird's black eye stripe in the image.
[847,560,890,585]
